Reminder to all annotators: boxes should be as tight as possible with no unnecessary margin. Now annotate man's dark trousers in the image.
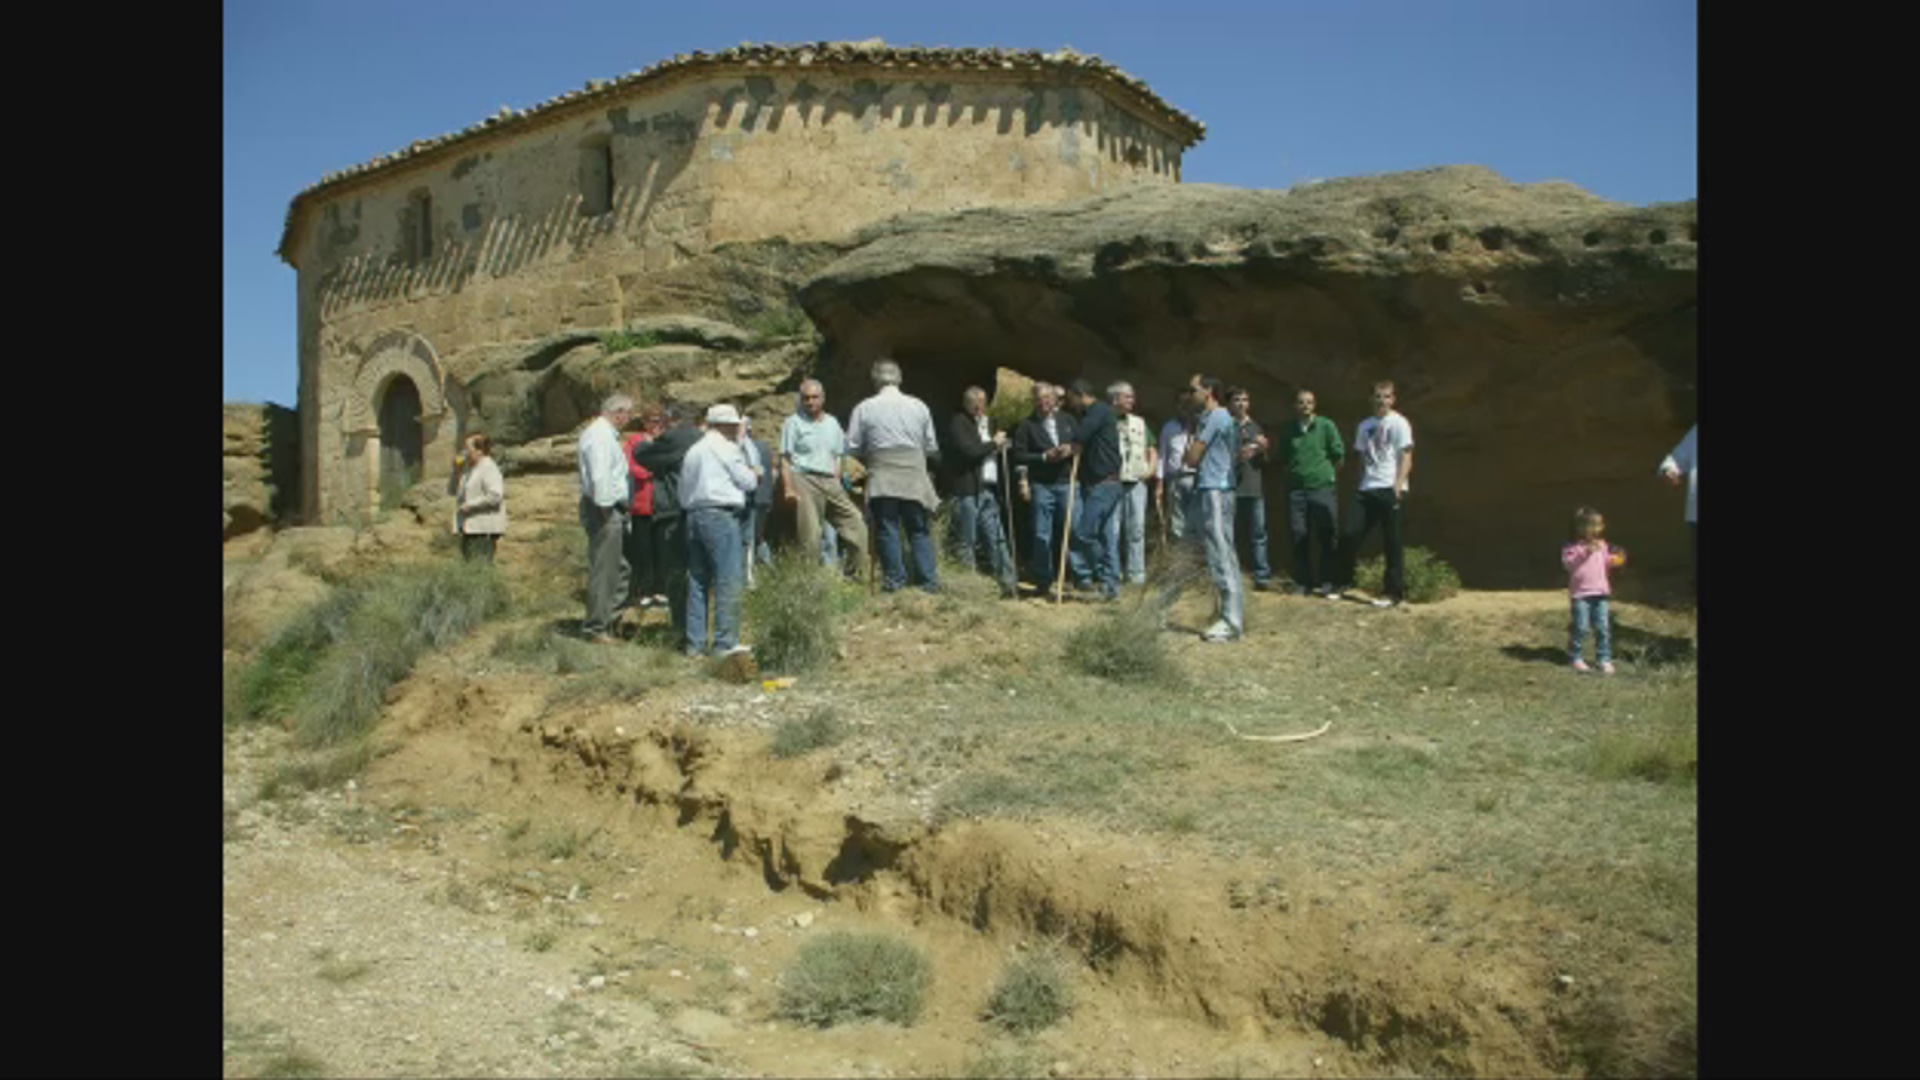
[1287,486,1338,591]
[1335,488,1405,600]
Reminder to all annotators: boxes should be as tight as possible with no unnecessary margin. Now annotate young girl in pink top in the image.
[1562,507,1625,674]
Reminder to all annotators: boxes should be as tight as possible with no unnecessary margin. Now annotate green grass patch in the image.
[600,328,664,353]
[778,931,931,1027]
[771,707,847,759]
[983,949,1074,1034]
[1588,723,1697,786]
[291,560,510,746]
[256,1049,328,1079]
[1353,545,1461,603]
[744,304,812,341]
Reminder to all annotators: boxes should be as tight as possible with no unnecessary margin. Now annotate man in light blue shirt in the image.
[1182,374,1243,642]
[780,379,868,577]
[679,404,760,657]
[576,394,634,642]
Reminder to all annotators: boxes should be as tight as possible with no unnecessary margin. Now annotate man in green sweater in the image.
[1276,388,1346,596]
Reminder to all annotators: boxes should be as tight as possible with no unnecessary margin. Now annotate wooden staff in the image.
[1053,448,1082,605]
[1000,445,1017,593]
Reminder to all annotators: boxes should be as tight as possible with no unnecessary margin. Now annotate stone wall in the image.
[224,403,300,539]
[291,69,1188,522]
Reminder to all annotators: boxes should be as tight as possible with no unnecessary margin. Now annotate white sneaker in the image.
[1370,597,1400,609]
[721,644,753,657]
[1323,589,1343,601]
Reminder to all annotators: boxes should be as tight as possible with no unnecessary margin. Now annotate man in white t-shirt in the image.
[1332,380,1415,608]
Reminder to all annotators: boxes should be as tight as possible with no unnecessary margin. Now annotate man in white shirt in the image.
[847,359,942,593]
[1658,424,1697,598]
[576,394,634,642]
[1156,387,1197,543]
[1332,380,1415,608]
[1109,383,1158,585]
[678,404,760,657]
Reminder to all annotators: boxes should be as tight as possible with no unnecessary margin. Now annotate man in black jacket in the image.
[1064,378,1124,601]
[941,386,1017,598]
[631,403,705,639]
[1010,384,1079,592]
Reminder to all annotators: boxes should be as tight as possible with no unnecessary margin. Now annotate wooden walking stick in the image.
[1000,445,1018,592]
[1053,448,1082,605]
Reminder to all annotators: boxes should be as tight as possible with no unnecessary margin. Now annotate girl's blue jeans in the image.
[1569,596,1611,664]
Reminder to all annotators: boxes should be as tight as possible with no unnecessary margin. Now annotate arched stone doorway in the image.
[376,375,425,509]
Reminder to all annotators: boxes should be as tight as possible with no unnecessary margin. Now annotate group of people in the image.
[446,360,1696,666]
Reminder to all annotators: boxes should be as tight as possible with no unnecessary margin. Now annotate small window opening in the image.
[407,190,433,264]
[581,140,613,216]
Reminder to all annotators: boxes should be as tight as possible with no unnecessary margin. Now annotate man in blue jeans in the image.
[1183,374,1243,641]
[941,386,1018,598]
[1064,378,1124,601]
[1227,386,1274,591]
[1011,383,1080,594]
[677,404,760,657]
[846,359,943,593]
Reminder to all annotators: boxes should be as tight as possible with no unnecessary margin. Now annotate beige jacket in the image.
[454,457,507,535]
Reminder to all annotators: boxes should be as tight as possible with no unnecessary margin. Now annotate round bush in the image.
[778,932,931,1027]
[1353,545,1461,604]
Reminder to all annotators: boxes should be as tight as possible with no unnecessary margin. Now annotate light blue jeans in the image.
[948,490,1015,586]
[1027,481,1069,587]
[1569,596,1612,664]
[1107,480,1149,583]
[1198,489,1244,636]
[685,507,744,654]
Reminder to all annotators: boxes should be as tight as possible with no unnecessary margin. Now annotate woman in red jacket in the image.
[622,406,667,609]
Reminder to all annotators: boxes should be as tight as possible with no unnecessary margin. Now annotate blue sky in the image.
[223,0,1696,406]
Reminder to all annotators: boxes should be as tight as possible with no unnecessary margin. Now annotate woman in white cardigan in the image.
[454,433,507,561]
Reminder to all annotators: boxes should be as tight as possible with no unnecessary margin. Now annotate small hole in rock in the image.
[1431,234,1452,252]
[1648,228,1668,245]
[1582,231,1603,247]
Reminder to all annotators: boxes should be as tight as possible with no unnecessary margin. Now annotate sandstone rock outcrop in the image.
[799,166,1697,590]
[223,403,299,540]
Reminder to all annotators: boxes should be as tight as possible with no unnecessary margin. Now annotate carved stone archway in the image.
[340,330,451,511]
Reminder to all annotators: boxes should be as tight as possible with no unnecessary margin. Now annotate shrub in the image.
[983,950,1073,1034]
[778,931,931,1027]
[258,741,374,801]
[293,560,510,747]
[744,552,854,675]
[771,707,847,759]
[1353,545,1461,604]
[1063,606,1179,684]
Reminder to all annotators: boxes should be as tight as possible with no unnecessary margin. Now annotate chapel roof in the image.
[277,41,1206,263]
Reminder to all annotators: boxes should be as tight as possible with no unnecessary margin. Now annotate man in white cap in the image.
[677,403,760,657]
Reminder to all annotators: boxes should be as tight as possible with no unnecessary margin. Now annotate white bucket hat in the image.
[705,403,743,425]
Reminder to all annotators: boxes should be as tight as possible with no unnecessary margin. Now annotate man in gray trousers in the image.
[576,394,634,643]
